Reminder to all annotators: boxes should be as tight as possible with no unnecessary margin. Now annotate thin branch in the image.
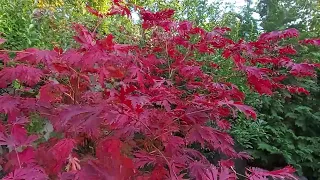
[93,18,104,34]
[135,115,178,179]
[231,166,248,178]
[152,144,179,180]
[14,146,22,168]
[63,92,75,102]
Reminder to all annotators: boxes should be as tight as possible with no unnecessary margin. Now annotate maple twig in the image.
[76,75,80,104]
[63,92,75,102]
[14,146,22,168]
[166,41,172,78]
[67,66,78,74]
[151,144,179,180]
[231,166,247,178]
[184,108,211,116]
[135,116,178,179]
[39,112,53,117]
[67,79,75,95]
[93,18,103,34]
[172,108,211,124]
[182,47,191,62]
[135,117,153,135]
[153,131,170,140]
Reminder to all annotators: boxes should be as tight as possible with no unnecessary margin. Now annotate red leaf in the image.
[129,66,145,90]
[213,27,231,35]
[134,151,157,168]
[182,106,209,124]
[283,28,300,38]
[141,55,165,67]
[150,165,169,180]
[73,24,95,50]
[219,159,234,168]
[99,65,126,84]
[247,166,297,180]
[289,63,316,77]
[241,66,271,78]
[52,105,106,136]
[60,49,83,66]
[218,100,257,119]
[3,166,48,180]
[79,159,134,180]
[178,20,193,33]
[0,65,44,88]
[4,147,36,171]
[96,138,122,159]
[186,125,236,156]
[163,136,185,156]
[140,9,174,22]
[127,95,150,110]
[0,52,10,64]
[15,48,38,63]
[98,34,114,51]
[222,49,232,59]
[86,5,104,17]
[59,171,78,180]
[189,162,218,180]
[15,48,58,65]
[81,46,107,68]
[189,162,236,180]
[39,82,67,103]
[278,45,297,55]
[9,116,29,126]
[140,9,175,30]
[300,38,320,46]
[286,86,309,95]
[0,125,37,150]
[96,138,135,176]
[240,66,274,95]
[259,28,299,41]
[50,138,76,161]
[80,138,135,179]
[107,1,131,17]
[249,76,273,95]
[0,95,19,114]
[216,119,231,130]
[219,166,237,180]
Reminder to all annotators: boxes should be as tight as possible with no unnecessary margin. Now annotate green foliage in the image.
[0,0,41,49]
[27,113,46,134]
[257,0,318,33]
[232,71,320,178]
[0,0,96,50]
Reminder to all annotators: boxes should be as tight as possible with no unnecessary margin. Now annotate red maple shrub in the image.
[0,1,318,179]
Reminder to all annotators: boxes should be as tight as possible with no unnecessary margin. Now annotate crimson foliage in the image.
[0,1,318,179]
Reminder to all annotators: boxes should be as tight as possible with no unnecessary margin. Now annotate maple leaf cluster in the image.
[0,1,318,179]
